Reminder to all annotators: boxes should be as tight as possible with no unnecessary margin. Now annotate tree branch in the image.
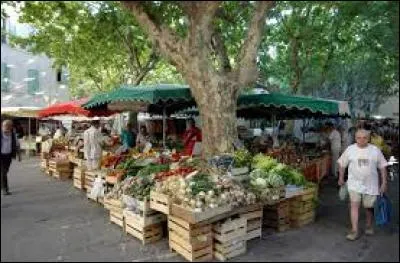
[235,1,275,88]
[121,1,188,73]
[211,30,232,72]
[134,50,159,85]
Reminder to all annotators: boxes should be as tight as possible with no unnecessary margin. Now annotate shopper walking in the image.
[337,129,388,241]
[1,120,21,195]
[83,120,103,170]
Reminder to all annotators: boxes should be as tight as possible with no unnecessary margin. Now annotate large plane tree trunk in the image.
[190,79,239,157]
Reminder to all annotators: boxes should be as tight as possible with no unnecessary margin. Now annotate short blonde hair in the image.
[355,128,370,138]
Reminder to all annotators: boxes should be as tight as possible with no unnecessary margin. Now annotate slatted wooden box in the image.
[73,166,86,189]
[124,209,165,245]
[240,208,263,241]
[263,200,290,232]
[213,217,247,261]
[170,204,232,224]
[150,191,172,215]
[168,215,213,262]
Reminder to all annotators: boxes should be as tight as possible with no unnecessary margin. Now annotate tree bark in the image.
[190,79,239,158]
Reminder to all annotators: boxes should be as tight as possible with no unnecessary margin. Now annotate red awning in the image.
[38,98,114,118]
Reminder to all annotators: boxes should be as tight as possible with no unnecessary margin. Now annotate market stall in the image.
[38,99,116,182]
[82,84,196,148]
[36,84,344,261]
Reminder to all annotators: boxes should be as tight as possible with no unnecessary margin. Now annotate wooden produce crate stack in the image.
[213,217,247,261]
[289,187,317,228]
[73,165,86,190]
[104,197,125,228]
[263,199,290,232]
[123,198,167,245]
[239,204,263,241]
[168,215,213,262]
[49,159,73,180]
[84,170,97,195]
[40,152,50,175]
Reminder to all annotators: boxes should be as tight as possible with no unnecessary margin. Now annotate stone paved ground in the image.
[1,157,399,262]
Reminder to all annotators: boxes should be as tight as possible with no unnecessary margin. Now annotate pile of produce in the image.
[101,154,124,168]
[233,149,252,168]
[122,174,155,201]
[154,172,256,212]
[105,181,124,200]
[116,158,142,177]
[136,164,170,178]
[106,169,126,183]
[252,154,306,186]
[154,167,196,181]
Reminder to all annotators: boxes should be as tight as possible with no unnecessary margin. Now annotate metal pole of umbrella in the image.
[163,106,166,149]
[28,117,31,158]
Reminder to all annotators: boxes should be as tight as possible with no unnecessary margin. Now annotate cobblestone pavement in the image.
[1,157,398,262]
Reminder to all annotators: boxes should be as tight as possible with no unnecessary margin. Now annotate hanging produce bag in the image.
[338,182,348,201]
[375,194,392,226]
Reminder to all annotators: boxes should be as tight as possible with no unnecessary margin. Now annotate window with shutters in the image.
[1,62,11,92]
[27,69,39,94]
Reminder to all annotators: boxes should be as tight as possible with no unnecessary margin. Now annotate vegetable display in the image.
[136,164,170,178]
[154,167,196,181]
[122,175,155,201]
[154,173,256,212]
[233,149,252,168]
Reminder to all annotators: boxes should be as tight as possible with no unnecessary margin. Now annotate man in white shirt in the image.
[83,120,103,170]
[337,129,388,241]
[326,122,342,177]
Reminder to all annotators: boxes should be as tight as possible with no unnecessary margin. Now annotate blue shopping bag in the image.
[375,194,392,226]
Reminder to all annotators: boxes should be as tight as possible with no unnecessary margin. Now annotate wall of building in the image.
[1,43,70,108]
[1,11,70,109]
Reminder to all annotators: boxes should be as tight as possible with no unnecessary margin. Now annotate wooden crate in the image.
[214,239,246,261]
[40,158,49,170]
[122,195,154,216]
[168,215,213,262]
[110,209,124,228]
[104,197,124,213]
[171,204,232,224]
[124,210,164,245]
[124,209,166,229]
[213,217,247,261]
[290,200,314,215]
[48,160,72,172]
[53,171,72,180]
[150,191,171,215]
[263,200,290,232]
[290,210,315,228]
[240,209,263,241]
[73,167,86,190]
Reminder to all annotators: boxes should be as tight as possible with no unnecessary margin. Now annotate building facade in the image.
[1,15,70,109]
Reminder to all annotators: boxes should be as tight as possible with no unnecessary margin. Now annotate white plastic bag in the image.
[339,182,348,201]
[89,176,105,200]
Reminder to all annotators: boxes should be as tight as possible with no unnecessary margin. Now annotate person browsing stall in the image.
[83,120,103,170]
[182,118,202,156]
